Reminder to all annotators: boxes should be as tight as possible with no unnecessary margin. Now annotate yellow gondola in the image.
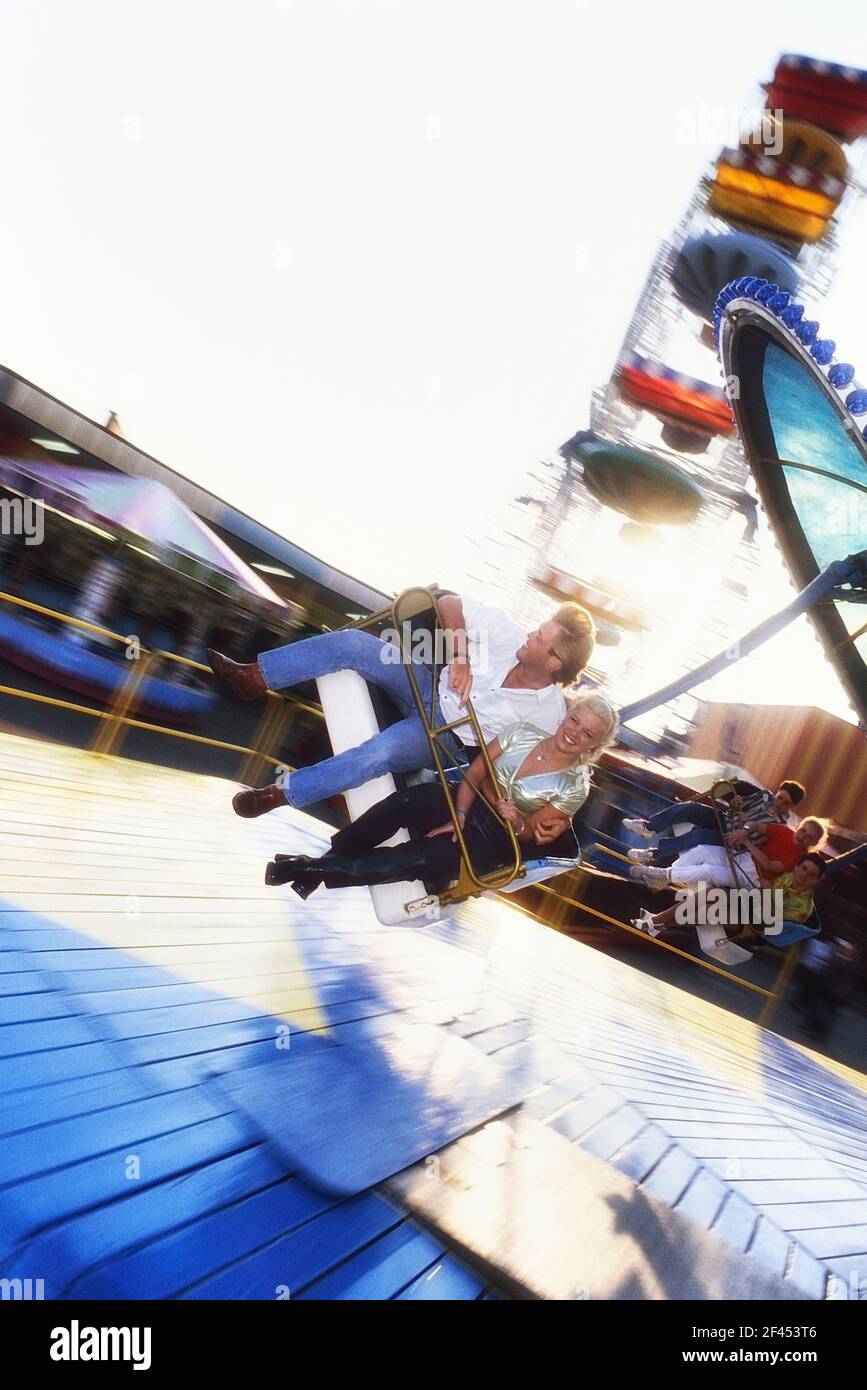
[708,119,848,246]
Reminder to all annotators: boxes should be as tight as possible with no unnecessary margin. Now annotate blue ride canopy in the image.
[672,231,800,324]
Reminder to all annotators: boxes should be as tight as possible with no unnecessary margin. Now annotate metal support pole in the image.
[91,651,157,757]
[237,699,296,786]
[619,556,864,725]
[758,943,800,1028]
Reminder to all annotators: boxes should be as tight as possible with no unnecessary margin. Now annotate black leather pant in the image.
[319,782,519,890]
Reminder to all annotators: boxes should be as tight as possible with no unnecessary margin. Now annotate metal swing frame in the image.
[389,586,524,905]
[343,585,524,906]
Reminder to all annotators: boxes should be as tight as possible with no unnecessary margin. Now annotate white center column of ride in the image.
[315,670,429,925]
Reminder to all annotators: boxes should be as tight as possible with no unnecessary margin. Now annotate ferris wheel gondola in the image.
[708,123,848,247]
[671,230,800,323]
[765,53,867,142]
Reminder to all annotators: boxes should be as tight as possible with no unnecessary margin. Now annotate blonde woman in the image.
[266,692,619,899]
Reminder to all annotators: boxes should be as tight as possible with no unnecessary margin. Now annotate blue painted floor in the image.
[2,731,866,1299]
[0,733,497,1300]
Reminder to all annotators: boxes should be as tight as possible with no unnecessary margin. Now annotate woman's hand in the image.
[448,655,473,707]
[725,829,749,848]
[533,813,570,845]
[426,821,458,842]
[495,798,524,827]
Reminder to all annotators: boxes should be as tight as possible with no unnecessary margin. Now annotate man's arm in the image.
[727,829,784,878]
[746,843,785,878]
[437,593,472,706]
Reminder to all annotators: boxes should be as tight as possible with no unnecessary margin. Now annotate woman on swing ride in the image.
[264,692,619,901]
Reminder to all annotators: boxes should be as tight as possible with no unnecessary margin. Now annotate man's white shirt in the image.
[437,593,566,745]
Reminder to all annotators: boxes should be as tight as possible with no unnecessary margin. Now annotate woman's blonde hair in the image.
[563,690,620,764]
[798,816,830,850]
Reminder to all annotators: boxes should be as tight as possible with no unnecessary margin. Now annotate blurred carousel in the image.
[0,454,300,725]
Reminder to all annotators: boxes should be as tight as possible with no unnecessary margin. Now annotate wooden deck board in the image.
[3,729,867,1299]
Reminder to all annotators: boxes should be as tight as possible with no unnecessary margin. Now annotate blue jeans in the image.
[257,630,456,810]
[647,800,725,854]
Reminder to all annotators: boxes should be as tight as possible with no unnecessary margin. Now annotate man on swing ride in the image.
[207,591,596,837]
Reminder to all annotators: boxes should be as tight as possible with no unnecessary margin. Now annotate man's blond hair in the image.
[551,602,596,685]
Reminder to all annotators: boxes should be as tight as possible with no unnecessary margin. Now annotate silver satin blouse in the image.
[492,722,591,817]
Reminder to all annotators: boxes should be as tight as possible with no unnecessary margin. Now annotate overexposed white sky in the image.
[2,1,866,719]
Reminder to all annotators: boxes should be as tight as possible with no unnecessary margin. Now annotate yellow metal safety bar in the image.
[708,777,761,895]
[391,586,523,903]
[838,618,867,651]
[520,882,775,999]
[704,778,766,946]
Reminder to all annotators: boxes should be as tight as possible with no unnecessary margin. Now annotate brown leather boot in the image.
[207,648,268,700]
[232,782,287,818]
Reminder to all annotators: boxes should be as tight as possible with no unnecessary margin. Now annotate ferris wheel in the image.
[486,54,867,733]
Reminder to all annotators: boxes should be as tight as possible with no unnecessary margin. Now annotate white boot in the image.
[629,864,671,892]
[622,817,654,840]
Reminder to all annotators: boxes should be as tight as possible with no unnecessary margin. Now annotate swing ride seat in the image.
[312,587,581,926]
[579,769,820,969]
[702,909,823,968]
[440,763,583,894]
[313,670,581,927]
[315,666,431,926]
[755,906,822,951]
